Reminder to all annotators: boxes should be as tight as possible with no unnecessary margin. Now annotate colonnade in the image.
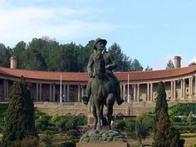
[0,75,196,103]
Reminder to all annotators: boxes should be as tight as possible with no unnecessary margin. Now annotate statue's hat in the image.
[93,38,107,50]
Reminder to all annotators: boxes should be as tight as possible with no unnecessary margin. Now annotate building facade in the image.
[0,56,196,116]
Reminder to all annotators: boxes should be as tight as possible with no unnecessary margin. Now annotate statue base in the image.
[77,129,128,147]
[76,142,128,147]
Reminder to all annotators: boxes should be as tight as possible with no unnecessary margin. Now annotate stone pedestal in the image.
[76,142,128,147]
[77,129,128,147]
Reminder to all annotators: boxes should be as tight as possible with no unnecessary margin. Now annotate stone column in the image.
[39,83,42,101]
[136,84,140,102]
[195,76,196,98]
[3,80,7,100]
[183,79,186,99]
[49,84,52,102]
[66,85,70,102]
[170,81,173,99]
[123,84,126,102]
[63,84,66,102]
[150,83,153,101]
[181,79,183,98]
[36,83,39,101]
[174,80,176,99]
[78,85,81,104]
[147,83,149,101]
[133,85,136,102]
[189,77,193,97]
[6,80,8,100]
[53,84,56,102]
[120,84,123,100]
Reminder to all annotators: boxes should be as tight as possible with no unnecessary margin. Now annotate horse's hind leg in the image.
[106,93,115,129]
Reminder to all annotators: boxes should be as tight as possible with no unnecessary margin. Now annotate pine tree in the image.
[152,81,183,147]
[166,59,175,69]
[2,77,38,147]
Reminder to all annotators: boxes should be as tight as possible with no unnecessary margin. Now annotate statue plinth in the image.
[77,129,128,147]
[76,142,128,147]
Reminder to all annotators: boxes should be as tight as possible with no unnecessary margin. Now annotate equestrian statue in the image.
[82,38,124,131]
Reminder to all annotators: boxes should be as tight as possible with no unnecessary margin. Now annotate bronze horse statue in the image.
[90,52,116,131]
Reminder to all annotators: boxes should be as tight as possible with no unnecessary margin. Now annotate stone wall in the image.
[34,100,196,117]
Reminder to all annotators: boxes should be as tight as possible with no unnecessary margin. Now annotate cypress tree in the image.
[152,81,182,147]
[2,77,38,147]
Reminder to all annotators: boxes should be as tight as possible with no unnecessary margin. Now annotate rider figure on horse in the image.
[82,38,124,105]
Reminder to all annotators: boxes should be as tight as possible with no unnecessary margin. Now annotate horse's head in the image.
[94,52,106,79]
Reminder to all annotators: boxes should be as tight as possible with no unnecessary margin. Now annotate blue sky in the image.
[1,0,196,70]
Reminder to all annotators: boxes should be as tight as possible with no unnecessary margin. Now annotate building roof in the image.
[0,66,196,82]
[116,65,196,82]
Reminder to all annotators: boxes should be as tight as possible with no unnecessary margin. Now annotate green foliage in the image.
[41,130,54,147]
[169,103,196,116]
[55,117,68,131]
[152,81,182,147]
[0,103,8,132]
[112,120,126,131]
[0,103,8,117]
[137,113,155,130]
[65,118,77,130]
[35,115,50,131]
[124,118,135,131]
[129,59,143,71]
[2,37,143,72]
[51,113,60,123]
[9,136,39,147]
[135,121,149,139]
[67,129,78,139]
[166,59,175,69]
[2,77,38,147]
[0,43,11,67]
[58,141,76,147]
[74,115,87,126]
[174,125,196,133]
[191,142,196,147]
[12,41,27,69]
[181,133,196,137]
[108,43,131,71]
[155,81,168,115]
[187,111,193,125]
[135,114,154,146]
[168,109,175,123]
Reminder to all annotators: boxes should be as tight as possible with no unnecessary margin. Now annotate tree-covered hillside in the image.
[0,37,152,72]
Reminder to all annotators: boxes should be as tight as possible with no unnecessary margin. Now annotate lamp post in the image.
[60,74,62,104]
[127,74,130,103]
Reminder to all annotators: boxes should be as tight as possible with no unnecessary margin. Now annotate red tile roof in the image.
[116,65,196,82]
[0,66,196,82]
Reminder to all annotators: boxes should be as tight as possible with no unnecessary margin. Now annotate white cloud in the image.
[189,57,196,63]
[0,1,115,47]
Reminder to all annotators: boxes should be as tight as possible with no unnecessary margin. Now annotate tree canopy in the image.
[166,59,175,69]
[3,77,38,147]
[1,37,152,72]
[152,81,183,147]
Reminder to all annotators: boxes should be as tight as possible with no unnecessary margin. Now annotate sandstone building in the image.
[0,56,196,116]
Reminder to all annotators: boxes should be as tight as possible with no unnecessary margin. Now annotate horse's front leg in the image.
[92,105,97,130]
[96,103,103,131]
[106,93,115,129]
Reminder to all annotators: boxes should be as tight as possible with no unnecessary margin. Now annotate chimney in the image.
[10,56,17,69]
[174,56,181,68]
